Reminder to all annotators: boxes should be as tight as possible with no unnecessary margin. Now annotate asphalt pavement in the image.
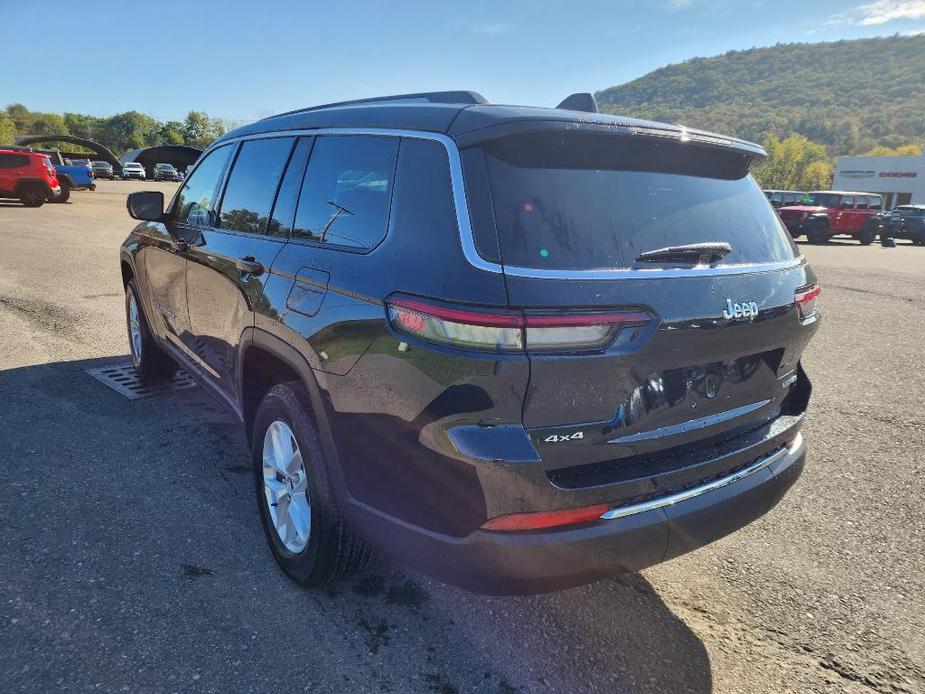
[0,181,922,693]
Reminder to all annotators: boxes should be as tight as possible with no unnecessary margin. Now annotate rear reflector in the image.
[795,283,821,320]
[387,297,650,353]
[481,503,609,532]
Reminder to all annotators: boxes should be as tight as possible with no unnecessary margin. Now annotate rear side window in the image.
[174,144,233,226]
[470,131,797,271]
[267,137,313,237]
[0,154,28,168]
[856,197,868,209]
[219,137,295,234]
[869,196,883,210]
[292,135,399,250]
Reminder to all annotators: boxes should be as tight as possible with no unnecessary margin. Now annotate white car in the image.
[121,162,146,180]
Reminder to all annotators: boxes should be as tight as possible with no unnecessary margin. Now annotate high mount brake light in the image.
[386,297,651,353]
[795,284,821,320]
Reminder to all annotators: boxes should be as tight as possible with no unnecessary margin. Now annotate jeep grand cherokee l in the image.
[119,91,819,594]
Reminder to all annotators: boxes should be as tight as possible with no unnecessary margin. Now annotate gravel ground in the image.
[0,181,922,693]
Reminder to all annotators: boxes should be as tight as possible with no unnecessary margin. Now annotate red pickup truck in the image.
[778,191,884,244]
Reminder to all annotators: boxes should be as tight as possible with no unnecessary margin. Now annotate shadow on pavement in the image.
[0,356,711,693]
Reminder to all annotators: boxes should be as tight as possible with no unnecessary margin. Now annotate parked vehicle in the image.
[0,148,60,207]
[153,163,180,181]
[51,162,96,203]
[883,204,925,245]
[121,162,146,180]
[764,189,805,208]
[119,90,819,595]
[68,158,92,168]
[92,161,115,180]
[778,191,883,243]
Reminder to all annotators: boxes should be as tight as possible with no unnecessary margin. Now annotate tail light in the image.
[386,297,651,353]
[795,283,821,320]
[481,503,609,532]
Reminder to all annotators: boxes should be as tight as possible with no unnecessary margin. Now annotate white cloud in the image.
[833,0,925,25]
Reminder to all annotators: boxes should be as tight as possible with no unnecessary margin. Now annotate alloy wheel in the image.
[262,420,311,553]
[128,290,143,367]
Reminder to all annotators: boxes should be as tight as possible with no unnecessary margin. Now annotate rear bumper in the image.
[347,434,806,595]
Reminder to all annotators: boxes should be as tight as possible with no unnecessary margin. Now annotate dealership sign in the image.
[837,170,918,179]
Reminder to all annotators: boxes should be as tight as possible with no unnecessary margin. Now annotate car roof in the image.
[215,91,765,158]
[809,190,879,196]
[895,204,925,209]
[0,148,45,158]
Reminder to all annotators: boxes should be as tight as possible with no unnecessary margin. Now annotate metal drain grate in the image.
[86,361,198,400]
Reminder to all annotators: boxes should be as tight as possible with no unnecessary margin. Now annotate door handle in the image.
[235,256,265,275]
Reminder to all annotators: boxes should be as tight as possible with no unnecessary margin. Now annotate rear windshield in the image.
[471,131,796,271]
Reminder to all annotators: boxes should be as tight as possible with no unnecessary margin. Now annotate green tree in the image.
[160,120,186,146]
[182,111,225,149]
[752,134,833,190]
[0,115,15,145]
[859,144,922,157]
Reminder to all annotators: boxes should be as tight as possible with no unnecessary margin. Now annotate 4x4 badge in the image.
[722,299,759,320]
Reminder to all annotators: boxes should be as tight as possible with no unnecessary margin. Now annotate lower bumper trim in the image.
[601,433,802,520]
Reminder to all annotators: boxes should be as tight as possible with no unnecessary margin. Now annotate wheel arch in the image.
[237,328,341,480]
[14,178,50,194]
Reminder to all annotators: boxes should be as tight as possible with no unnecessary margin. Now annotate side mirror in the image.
[127,191,164,221]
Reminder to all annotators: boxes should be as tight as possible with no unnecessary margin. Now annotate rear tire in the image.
[807,219,829,244]
[125,281,179,382]
[19,184,46,207]
[50,181,70,204]
[252,382,370,588]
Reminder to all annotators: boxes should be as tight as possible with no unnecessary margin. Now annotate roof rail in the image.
[264,91,488,121]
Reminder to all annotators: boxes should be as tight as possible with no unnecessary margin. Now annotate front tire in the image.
[807,219,829,244]
[125,281,178,382]
[252,382,370,588]
[859,219,878,245]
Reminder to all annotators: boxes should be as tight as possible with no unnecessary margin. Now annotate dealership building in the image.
[832,151,925,208]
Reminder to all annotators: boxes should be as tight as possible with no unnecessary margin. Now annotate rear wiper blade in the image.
[634,242,732,265]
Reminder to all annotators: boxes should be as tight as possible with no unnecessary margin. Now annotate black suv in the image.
[120,91,820,594]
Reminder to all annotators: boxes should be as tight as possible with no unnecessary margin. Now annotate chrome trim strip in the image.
[208,128,806,280]
[502,257,805,280]
[607,399,772,445]
[211,128,504,274]
[600,433,803,520]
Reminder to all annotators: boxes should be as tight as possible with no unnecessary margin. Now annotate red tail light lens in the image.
[481,503,609,532]
[795,284,821,320]
[388,298,524,351]
[386,297,651,353]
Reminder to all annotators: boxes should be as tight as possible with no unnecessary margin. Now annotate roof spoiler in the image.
[556,93,599,113]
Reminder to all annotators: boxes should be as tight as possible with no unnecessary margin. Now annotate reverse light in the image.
[481,503,610,532]
[795,283,821,320]
[386,297,651,353]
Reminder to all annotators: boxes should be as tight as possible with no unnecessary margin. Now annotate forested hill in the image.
[595,34,925,154]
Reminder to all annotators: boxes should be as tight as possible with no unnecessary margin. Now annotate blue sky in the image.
[3,0,924,123]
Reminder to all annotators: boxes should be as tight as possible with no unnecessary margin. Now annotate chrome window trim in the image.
[207,128,806,279]
[600,433,803,521]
